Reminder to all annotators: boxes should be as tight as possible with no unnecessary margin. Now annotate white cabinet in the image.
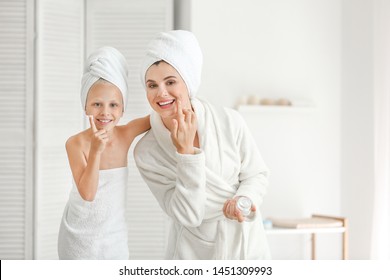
[0,0,34,260]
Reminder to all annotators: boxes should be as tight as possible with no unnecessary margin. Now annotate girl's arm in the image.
[66,116,108,201]
[124,115,151,139]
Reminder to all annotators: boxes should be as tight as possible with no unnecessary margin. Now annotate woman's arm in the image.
[134,139,207,227]
[222,110,269,222]
[234,112,269,203]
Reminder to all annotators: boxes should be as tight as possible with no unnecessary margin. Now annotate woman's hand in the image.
[89,115,108,154]
[170,100,197,154]
[223,197,256,223]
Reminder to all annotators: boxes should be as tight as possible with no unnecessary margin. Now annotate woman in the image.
[134,30,270,259]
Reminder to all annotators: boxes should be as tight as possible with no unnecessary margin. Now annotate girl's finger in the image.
[89,115,98,133]
[95,129,107,137]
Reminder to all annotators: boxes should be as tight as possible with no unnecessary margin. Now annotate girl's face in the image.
[145,61,191,120]
[85,80,124,132]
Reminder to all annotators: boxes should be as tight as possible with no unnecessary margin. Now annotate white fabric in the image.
[140,30,203,98]
[134,98,270,259]
[80,46,129,111]
[58,167,129,259]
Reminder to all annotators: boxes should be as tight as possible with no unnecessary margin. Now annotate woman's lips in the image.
[157,99,175,109]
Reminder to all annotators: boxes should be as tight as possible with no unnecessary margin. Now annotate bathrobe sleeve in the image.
[134,135,207,227]
[227,109,269,208]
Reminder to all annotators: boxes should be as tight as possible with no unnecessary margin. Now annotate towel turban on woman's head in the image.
[140,30,203,99]
[81,46,129,111]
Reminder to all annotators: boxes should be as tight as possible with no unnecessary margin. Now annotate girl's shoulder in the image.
[65,129,90,151]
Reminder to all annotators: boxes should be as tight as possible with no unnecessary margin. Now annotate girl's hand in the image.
[170,100,197,154]
[89,115,108,154]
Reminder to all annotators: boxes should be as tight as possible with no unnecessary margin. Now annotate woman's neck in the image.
[161,116,175,131]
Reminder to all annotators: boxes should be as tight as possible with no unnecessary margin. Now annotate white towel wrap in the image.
[140,30,203,98]
[80,46,129,111]
[58,167,129,259]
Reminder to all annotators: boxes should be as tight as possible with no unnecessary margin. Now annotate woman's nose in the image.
[157,86,168,97]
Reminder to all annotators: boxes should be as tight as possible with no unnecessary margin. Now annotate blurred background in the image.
[0,0,389,260]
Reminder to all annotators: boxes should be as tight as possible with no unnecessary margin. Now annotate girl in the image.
[58,47,150,259]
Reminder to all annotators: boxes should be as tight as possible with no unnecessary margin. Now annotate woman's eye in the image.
[148,83,157,89]
[167,80,175,86]
[110,103,119,107]
[93,103,101,107]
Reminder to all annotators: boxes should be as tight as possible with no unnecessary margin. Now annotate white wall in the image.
[341,0,375,259]
[175,0,378,259]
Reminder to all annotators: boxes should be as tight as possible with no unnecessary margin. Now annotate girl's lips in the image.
[96,119,112,126]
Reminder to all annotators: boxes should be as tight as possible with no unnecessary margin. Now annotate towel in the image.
[140,30,203,98]
[58,167,129,259]
[80,46,129,111]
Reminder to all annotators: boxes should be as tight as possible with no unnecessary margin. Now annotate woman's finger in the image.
[222,201,228,215]
[176,100,184,123]
[171,119,178,139]
[251,204,257,212]
[183,108,192,123]
[191,111,197,126]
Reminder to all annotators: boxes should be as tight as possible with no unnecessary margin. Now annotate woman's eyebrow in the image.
[163,75,176,80]
[146,76,176,84]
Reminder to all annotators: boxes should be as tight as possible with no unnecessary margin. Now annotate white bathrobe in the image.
[134,98,270,259]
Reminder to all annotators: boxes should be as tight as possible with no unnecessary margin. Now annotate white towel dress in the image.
[58,167,129,259]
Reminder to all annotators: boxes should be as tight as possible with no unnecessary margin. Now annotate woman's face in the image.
[145,61,191,120]
[85,80,124,132]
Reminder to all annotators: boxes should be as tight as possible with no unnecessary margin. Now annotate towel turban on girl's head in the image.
[140,30,203,98]
[81,46,129,111]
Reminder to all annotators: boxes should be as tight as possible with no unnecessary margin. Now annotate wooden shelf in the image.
[237,105,315,113]
[264,214,348,260]
[266,226,346,235]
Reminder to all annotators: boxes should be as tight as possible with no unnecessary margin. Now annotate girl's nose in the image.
[100,105,110,115]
